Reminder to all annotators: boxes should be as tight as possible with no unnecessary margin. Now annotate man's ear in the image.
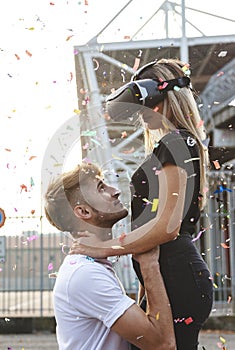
[73,204,92,220]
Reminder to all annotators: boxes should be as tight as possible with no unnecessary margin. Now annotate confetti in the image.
[174,317,185,323]
[49,272,57,278]
[112,154,123,160]
[122,147,135,154]
[119,233,126,243]
[27,235,38,242]
[20,184,28,192]
[151,198,159,212]
[133,57,140,71]
[48,262,53,271]
[25,50,32,57]
[142,198,152,205]
[192,229,205,242]
[66,35,74,41]
[81,130,96,137]
[214,185,232,194]
[111,246,124,250]
[220,243,230,249]
[184,316,193,325]
[220,336,226,344]
[158,82,169,90]
[93,58,99,71]
[218,51,227,57]
[74,109,81,114]
[155,311,160,320]
[213,160,221,169]
[184,157,200,163]
[136,335,144,340]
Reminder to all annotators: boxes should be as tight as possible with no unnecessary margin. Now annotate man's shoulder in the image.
[57,255,114,282]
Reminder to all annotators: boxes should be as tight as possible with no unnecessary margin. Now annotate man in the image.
[44,162,176,350]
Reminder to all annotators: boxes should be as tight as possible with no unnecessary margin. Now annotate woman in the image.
[70,58,213,349]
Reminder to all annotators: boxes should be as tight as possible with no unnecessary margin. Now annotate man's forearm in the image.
[139,256,176,349]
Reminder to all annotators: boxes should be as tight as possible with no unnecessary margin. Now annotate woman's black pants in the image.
[131,234,213,350]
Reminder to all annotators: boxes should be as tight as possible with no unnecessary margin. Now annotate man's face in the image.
[80,176,128,227]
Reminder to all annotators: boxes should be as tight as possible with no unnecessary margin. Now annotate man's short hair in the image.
[44,162,102,233]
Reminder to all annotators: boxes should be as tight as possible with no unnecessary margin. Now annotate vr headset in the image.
[106,61,191,121]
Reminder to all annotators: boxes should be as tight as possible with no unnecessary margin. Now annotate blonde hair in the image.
[138,58,209,209]
[44,163,102,233]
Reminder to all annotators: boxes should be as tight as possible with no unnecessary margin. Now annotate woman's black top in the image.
[131,129,202,285]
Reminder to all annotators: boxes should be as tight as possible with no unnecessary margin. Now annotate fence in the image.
[0,171,234,317]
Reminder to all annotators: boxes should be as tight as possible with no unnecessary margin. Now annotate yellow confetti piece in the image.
[142,198,152,204]
[155,312,160,320]
[151,198,159,212]
[112,154,123,160]
[73,109,81,114]
[213,283,218,289]
[220,336,226,344]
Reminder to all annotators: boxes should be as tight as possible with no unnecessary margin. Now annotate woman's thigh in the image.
[160,251,213,349]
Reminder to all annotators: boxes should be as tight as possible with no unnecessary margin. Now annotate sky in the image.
[0,0,234,235]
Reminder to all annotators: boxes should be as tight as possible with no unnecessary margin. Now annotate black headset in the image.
[106,60,191,121]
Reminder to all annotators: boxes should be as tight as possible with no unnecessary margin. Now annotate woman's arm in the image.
[71,164,187,258]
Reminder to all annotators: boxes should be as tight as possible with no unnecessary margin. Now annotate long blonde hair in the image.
[138,58,209,209]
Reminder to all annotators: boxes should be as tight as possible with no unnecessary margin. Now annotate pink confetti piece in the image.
[27,235,38,242]
[158,82,168,90]
[220,243,230,249]
[48,263,53,271]
[174,317,185,323]
[119,233,126,243]
[213,160,221,169]
[192,229,204,242]
[132,57,140,71]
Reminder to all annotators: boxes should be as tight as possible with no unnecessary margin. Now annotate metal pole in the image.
[180,0,189,63]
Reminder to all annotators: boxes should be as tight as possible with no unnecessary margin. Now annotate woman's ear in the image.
[73,204,92,220]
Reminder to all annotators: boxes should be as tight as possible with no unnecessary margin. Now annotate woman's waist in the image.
[160,233,198,258]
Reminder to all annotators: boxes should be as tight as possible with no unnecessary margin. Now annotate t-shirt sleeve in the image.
[67,263,135,328]
[153,132,199,175]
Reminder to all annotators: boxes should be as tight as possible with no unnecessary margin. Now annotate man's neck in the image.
[81,221,113,242]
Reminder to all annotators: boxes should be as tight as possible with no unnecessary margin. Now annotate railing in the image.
[0,170,234,317]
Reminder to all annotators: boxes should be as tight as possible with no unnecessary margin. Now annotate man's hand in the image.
[133,246,160,264]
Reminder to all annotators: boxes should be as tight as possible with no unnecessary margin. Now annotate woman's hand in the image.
[69,231,108,258]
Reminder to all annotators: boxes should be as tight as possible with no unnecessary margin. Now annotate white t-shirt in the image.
[53,254,135,350]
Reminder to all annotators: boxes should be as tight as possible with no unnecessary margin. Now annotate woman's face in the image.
[140,102,164,129]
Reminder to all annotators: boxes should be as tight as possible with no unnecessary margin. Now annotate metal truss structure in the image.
[73,0,235,180]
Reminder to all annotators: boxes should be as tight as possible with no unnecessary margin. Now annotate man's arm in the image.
[111,248,176,350]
